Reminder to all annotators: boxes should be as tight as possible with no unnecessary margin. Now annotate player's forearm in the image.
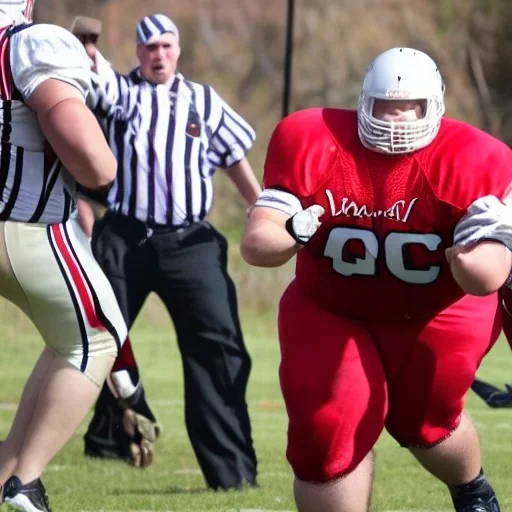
[448,241,512,295]
[39,98,117,190]
[241,220,299,267]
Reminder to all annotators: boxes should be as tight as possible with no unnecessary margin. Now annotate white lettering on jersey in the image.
[325,189,418,223]
[324,227,442,284]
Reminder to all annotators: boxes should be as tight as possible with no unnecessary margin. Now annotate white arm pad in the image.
[255,188,303,217]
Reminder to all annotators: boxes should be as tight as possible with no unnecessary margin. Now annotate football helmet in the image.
[0,0,34,22]
[357,47,445,154]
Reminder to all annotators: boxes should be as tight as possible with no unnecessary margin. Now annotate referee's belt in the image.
[102,211,202,244]
[145,219,194,233]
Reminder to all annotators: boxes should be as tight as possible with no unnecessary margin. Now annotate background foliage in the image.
[1,4,512,509]
[26,0,512,315]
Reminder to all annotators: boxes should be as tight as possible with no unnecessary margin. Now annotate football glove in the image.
[84,383,161,469]
[285,205,325,245]
[471,378,512,408]
[122,408,162,468]
[454,195,512,250]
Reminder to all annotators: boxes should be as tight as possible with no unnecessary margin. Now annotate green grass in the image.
[1,312,512,511]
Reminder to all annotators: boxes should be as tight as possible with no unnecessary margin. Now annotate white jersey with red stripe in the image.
[0,22,90,223]
[0,20,127,382]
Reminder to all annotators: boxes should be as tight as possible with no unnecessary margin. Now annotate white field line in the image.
[79,510,296,512]
[47,464,291,479]
[4,399,511,415]
[0,399,286,410]
[78,509,295,512]
[171,469,290,478]
[77,509,452,512]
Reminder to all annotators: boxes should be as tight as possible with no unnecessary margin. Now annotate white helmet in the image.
[0,0,34,23]
[357,47,445,154]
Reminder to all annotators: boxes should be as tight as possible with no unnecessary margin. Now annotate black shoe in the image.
[451,469,500,512]
[3,476,51,512]
[211,477,259,491]
[456,496,500,512]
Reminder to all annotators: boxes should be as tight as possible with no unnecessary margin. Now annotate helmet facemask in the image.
[357,48,445,155]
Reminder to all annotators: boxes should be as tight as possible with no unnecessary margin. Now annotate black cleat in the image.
[455,496,500,512]
[3,475,51,512]
[451,469,500,512]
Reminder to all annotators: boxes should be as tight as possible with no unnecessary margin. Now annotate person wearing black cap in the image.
[75,13,260,491]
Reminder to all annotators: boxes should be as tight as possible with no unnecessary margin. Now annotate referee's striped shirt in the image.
[88,54,256,227]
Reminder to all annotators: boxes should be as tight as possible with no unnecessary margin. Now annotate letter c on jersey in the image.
[324,227,442,284]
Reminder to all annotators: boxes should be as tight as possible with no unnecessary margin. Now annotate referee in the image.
[76,13,261,490]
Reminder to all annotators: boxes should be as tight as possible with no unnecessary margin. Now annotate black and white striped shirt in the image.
[89,54,256,227]
[0,23,90,224]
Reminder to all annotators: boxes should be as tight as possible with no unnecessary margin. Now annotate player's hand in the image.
[285,205,325,245]
[122,409,162,469]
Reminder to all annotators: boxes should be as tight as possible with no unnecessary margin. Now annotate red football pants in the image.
[278,279,501,482]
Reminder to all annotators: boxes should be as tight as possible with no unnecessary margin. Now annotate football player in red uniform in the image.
[241,47,512,511]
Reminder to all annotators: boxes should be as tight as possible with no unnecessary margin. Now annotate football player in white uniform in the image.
[0,1,126,510]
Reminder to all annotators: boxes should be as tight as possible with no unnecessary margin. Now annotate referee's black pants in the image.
[91,211,257,489]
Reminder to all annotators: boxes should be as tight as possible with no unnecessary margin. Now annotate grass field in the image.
[1,306,512,512]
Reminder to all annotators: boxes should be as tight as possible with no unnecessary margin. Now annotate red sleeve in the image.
[422,120,512,209]
[466,133,512,203]
[263,108,338,202]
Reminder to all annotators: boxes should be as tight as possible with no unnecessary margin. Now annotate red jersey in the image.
[263,108,512,321]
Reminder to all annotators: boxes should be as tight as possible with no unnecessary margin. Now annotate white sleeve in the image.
[11,24,90,102]
[255,188,303,217]
[453,195,512,250]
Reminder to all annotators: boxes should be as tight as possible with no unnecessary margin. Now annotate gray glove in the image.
[454,195,512,250]
[122,409,162,468]
[285,205,325,245]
